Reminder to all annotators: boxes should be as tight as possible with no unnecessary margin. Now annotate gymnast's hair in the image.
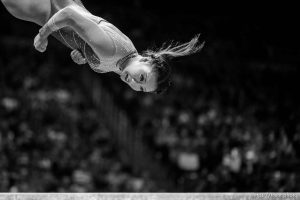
[142,34,204,94]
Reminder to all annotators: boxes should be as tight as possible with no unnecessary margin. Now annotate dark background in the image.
[1,1,300,192]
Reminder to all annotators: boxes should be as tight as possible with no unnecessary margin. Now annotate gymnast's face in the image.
[120,58,157,92]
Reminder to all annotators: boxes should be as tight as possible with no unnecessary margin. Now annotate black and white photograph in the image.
[0,0,299,199]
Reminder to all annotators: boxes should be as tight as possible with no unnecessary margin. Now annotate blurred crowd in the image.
[138,75,300,192]
[104,38,300,191]
[1,2,300,192]
[0,44,159,192]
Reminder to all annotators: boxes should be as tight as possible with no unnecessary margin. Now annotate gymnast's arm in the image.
[34,5,115,58]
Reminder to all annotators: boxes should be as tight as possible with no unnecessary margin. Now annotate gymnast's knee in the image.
[1,0,19,8]
[1,0,50,25]
[1,0,11,6]
[1,0,22,18]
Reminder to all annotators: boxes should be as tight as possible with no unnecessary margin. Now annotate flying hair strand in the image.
[144,34,205,60]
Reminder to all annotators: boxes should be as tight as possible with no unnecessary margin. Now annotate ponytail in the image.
[143,34,204,61]
[142,34,204,94]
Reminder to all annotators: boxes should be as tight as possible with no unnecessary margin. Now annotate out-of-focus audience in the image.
[1,4,300,192]
[100,35,300,191]
[0,45,159,192]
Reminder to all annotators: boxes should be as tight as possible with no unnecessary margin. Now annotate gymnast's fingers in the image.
[70,51,79,63]
[71,50,77,58]
[71,50,81,58]
[71,50,87,65]
[75,50,87,64]
[75,57,87,64]
[34,34,48,53]
[74,50,84,59]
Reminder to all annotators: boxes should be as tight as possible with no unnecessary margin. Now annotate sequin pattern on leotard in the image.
[87,21,137,73]
[51,19,137,73]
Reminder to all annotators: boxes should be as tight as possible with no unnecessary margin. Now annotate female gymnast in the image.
[1,0,204,94]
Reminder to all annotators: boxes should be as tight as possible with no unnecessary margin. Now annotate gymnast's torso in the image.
[49,2,137,73]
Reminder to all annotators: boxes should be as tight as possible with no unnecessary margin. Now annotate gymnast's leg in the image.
[1,0,51,25]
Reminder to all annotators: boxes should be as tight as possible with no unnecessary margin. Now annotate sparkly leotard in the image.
[51,17,137,73]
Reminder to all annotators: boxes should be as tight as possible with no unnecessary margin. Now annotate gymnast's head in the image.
[119,34,204,94]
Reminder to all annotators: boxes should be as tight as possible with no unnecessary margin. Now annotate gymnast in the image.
[1,0,204,94]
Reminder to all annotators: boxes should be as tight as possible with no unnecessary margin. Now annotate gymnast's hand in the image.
[71,49,87,65]
[34,6,75,53]
[34,27,49,52]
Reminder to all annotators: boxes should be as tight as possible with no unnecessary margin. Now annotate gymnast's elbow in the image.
[60,6,78,26]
